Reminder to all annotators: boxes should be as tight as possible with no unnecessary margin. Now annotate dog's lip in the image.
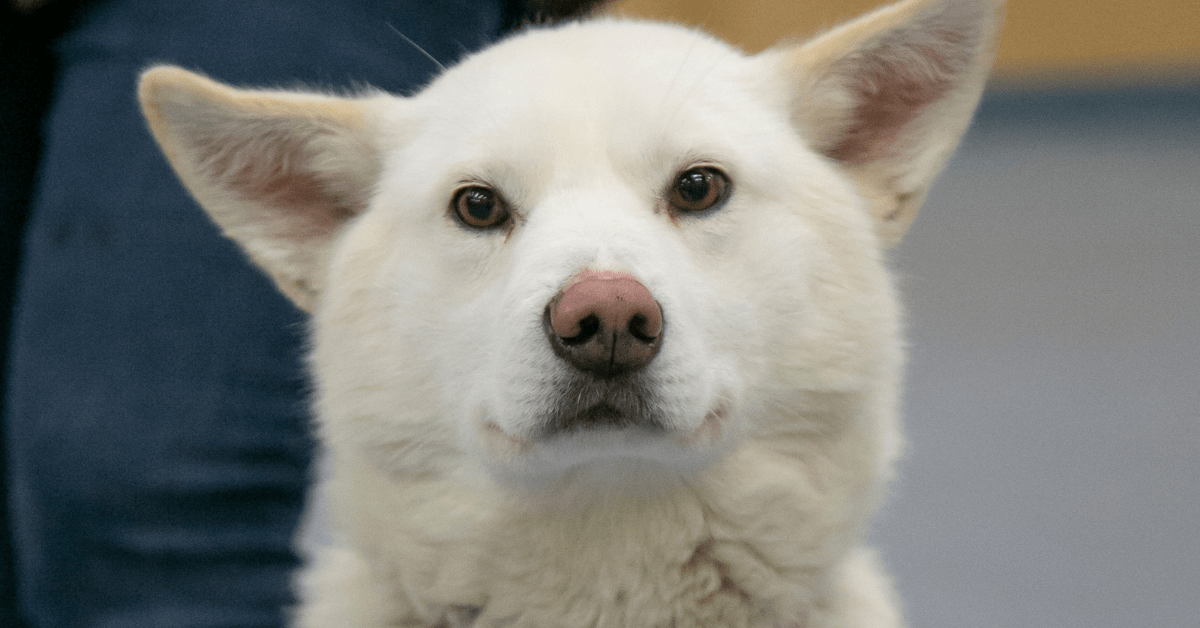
[481,419,532,457]
[480,402,728,452]
[540,402,664,438]
[675,403,727,446]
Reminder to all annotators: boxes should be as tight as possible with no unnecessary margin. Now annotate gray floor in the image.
[871,87,1200,628]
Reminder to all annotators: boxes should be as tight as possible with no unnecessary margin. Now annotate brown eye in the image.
[669,166,730,214]
[452,185,510,229]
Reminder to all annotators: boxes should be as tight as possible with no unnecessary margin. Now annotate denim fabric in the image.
[3,1,511,626]
[1,6,65,626]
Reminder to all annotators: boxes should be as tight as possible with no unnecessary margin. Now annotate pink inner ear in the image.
[200,129,356,242]
[826,32,976,165]
[246,169,356,242]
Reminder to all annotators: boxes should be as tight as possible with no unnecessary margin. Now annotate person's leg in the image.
[4,2,510,626]
[0,4,77,627]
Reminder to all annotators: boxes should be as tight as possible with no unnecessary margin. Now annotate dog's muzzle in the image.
[540,270,665,435]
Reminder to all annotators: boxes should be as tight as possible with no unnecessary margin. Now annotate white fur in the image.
[138,1,1003,626]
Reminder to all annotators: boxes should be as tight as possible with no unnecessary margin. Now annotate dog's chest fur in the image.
[325,441,874,628]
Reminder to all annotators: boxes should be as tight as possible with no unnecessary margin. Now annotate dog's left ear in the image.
[776,0,1003,245]
[139,67,386,311]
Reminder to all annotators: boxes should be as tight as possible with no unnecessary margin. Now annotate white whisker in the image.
[387,22,449,74]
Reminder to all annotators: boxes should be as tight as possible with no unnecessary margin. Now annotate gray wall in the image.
[873,88,1200,628]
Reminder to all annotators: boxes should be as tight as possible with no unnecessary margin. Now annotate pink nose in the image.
[545,270,664,377]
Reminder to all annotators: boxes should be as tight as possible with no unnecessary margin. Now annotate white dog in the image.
[139,0,1002,625]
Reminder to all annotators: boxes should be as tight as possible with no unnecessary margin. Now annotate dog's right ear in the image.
[773,0,1003,246]
[139,66,386,311]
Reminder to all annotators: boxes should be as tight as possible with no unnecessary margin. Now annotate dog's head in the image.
[140,0,1001,486]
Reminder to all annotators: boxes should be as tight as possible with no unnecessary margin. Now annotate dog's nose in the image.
[545,270,663,377]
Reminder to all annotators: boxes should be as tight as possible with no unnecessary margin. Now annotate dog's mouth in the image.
[474,367,735,483]
[542,402,663,435]
[478,382,730,476]
[535,375,668,438]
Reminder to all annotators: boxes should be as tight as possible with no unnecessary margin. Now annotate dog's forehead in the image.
[394,20,790,201]
[416,21,768,151]
[453,20,749,94]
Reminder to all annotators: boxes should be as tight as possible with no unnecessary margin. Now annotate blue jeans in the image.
[3,1,513,626]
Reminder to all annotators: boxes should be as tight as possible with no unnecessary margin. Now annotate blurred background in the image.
[615,1,1200,627]
[619,0,1200,84]
[0,1,1193,627]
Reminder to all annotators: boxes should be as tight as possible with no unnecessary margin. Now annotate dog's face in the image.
[140,0,1001,486]
[343,24,883,481]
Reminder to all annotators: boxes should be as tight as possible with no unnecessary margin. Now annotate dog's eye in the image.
[452,185,511,229]
[669,167,730,214]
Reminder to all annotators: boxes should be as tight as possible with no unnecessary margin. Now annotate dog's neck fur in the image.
[321,390,887,628]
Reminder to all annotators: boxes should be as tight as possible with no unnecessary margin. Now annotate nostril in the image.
[628,313,657,343]
[545,270,665,377]
[560,314,600,346]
